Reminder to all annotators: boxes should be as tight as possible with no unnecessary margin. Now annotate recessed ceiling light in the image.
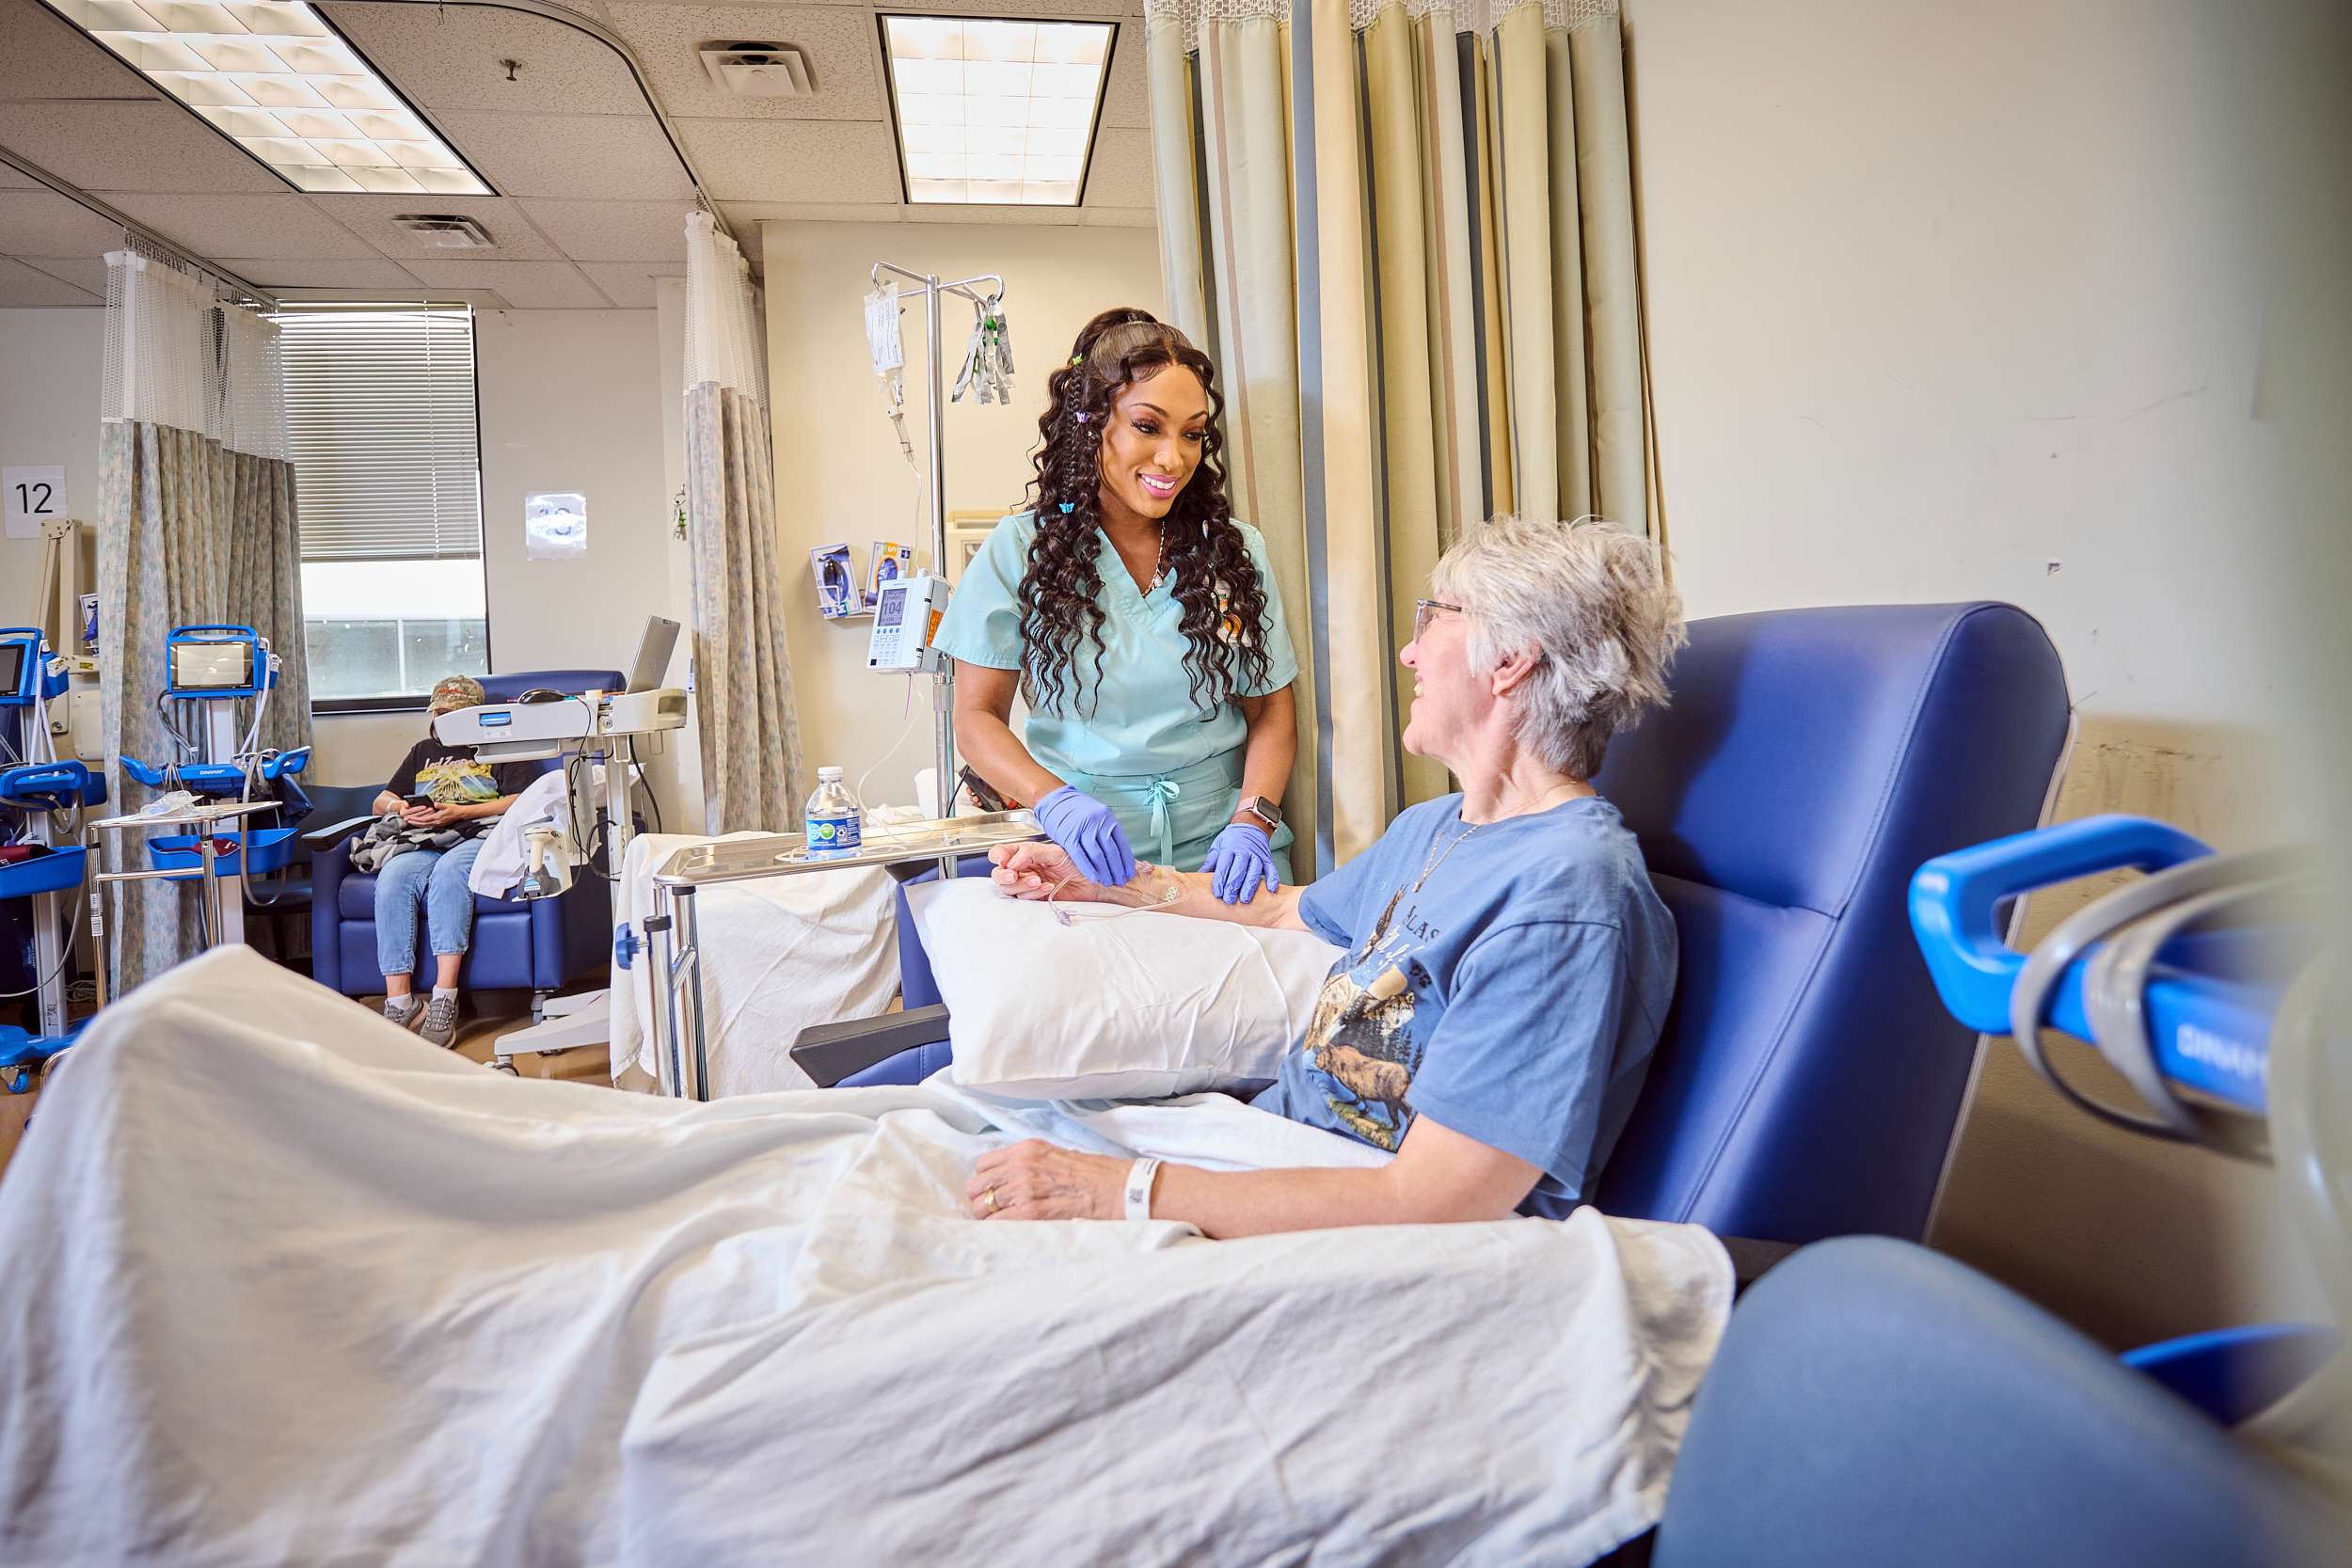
[37,0,490,196]
[879,15,1114,206]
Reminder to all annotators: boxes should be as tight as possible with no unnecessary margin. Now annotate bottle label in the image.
[805,811,862,859]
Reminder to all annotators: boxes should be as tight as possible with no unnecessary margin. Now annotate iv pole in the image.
[871,259,1004,883]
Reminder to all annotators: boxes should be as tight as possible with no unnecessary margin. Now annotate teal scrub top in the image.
[931,509,1300,781]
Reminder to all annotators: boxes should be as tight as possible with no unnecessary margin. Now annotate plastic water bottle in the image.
[803,767,862,860]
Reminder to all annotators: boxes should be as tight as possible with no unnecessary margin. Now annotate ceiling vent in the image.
[393,214,496,250]
[699,41,815,98]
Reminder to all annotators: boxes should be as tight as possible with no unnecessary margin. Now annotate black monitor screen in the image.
[0,642,24,701]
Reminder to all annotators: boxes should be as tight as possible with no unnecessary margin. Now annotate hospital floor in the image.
[0,996,630,1181]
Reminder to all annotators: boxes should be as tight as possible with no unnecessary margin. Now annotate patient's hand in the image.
[990,841,1104,901]
[968,1139,1126,1222]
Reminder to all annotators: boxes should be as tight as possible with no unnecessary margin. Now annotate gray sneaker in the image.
[419,992,461,1049]
[384,995,425,1031]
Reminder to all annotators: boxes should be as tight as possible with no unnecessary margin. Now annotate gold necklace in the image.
[1408,817,1482,895]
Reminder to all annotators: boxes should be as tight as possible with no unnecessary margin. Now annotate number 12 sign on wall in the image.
[4,466,66,540]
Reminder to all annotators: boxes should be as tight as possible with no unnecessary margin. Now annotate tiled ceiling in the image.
[0,0,1155,308]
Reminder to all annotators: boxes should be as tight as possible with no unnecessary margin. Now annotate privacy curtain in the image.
[1147,0,1648,870]
[97,245,309,992]
[682,211,803,833]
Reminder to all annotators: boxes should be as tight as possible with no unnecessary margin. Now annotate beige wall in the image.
[761,219,1166,808]
[0,308,103,631]
[0,305,689,828]
[313,308,692,833]
[1624,0,2322,1345]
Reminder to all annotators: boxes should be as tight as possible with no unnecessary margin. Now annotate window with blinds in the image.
[277,305,490,706]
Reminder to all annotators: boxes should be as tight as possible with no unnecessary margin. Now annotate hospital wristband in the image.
[1123,1158,1163,1221]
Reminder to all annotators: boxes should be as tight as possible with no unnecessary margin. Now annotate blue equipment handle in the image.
[259,746,311,781]
[171,624,262,640]
[120,756,168,788]
[0,760,91,810]
[1909,814,2214,1035]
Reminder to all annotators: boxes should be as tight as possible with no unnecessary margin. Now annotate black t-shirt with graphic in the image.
[387,738,536,840]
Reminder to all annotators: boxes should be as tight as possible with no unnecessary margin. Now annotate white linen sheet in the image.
[606,814,918,1093]
[0,948,1732,1568]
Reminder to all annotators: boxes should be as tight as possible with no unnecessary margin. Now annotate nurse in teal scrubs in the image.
[933,309,1297,903]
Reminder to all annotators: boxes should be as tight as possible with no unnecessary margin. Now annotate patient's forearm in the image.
[1149,1163,1500,1239]
[1140,865,1307,931]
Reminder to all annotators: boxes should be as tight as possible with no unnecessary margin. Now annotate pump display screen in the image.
[0,643,23,700]
[877,587,906,628]
[171,641,252,690]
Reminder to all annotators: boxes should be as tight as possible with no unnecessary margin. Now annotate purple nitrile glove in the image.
[1200,821,1279,904]
[1032,784,1137,888]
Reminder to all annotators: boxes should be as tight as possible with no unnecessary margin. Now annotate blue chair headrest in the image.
[477,671,626,704]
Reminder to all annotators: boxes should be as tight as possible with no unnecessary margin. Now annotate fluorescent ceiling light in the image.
[38,0,489,196]
[880,15,1114,207]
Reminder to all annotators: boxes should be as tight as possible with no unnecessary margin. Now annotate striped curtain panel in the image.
[1147,0,1648,871]
[97,248,309,993]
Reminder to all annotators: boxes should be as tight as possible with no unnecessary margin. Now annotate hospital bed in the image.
[817,599,2077,1248]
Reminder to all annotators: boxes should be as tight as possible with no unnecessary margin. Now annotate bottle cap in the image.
[818,766,843,781]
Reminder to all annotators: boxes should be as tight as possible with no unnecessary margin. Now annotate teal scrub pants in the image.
[1058,748,1295,887]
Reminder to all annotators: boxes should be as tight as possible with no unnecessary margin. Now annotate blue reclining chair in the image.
[827,603,2071,1247]
[310,670,620,1017]
[1646,1237,2344,1568]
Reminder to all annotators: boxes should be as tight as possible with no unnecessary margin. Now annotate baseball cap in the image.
[427,674,488,715]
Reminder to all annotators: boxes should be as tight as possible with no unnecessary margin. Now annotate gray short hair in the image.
[1431,515,1686,779]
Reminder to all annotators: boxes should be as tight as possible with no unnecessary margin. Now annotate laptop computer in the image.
[627,615,681,693]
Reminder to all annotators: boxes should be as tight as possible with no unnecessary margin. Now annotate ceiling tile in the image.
[517,198,702,261]
[401,257,610,307]
[320,2,646,117]
[306,194,564,261]
[433,110,697,199]
[0,187,125,257]
[1079,206,1154,230]
[606,4,884,122]
[19,253,109,293]
[0,166,38,189]
[578,260,680,307]
[0,0,158,103]
[905,204,1082,227]
[0,100,285,194]
[1099,19,1146,130]
[675,118,899,202]
[723,201,898,229]
[215,257,425,291]
[108,193,380,260]
[898,0,1143,16]
[0,254,101,305]
[273,283,510,309]
[1083,126,1152,208]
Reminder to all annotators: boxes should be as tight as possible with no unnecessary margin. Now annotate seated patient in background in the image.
[366,675,533,1048]
[969,515,1687,1236]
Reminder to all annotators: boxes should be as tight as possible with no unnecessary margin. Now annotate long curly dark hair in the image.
[1019,308,1274,720]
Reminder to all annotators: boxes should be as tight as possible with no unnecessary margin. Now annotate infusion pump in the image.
[867,574,949,673]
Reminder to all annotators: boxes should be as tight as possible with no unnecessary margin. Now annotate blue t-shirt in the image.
[1251,794,1677,1218]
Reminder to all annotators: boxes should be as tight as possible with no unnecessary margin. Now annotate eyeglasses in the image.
[1412,598,1465,642]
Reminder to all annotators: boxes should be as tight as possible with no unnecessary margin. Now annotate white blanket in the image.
[0,949,1732,1568]
[607,817,917,1093]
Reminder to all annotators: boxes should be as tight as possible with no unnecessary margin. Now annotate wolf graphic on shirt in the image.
[1296,886,1432,1150]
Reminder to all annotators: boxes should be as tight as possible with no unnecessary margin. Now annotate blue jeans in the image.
[373,838,485,980]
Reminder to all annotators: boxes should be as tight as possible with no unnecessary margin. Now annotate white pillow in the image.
[905,876,1344,1101]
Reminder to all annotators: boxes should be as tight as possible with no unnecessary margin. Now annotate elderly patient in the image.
[970,515,1685,1236]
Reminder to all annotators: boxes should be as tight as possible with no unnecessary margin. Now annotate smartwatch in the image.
[1236,795,1281,832]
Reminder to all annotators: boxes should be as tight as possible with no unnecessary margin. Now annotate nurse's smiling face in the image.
[1096,366,1210,524]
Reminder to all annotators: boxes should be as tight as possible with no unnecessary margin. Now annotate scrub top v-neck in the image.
[930,509,1299,872]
